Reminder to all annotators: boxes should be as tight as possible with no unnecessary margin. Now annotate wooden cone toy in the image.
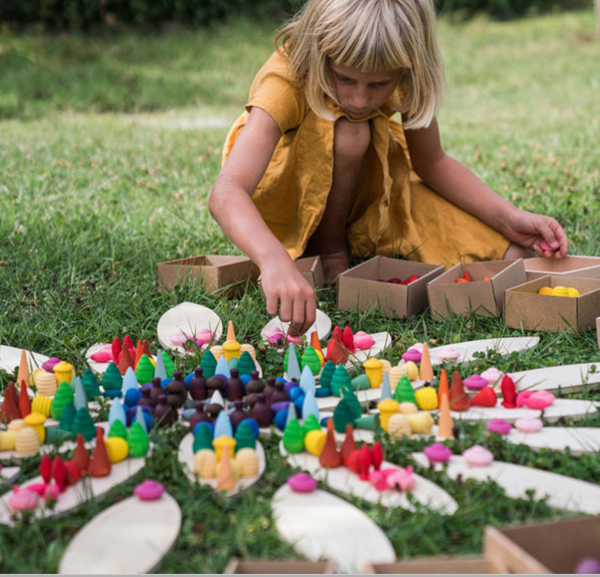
[53,456,68,492]
[18,380,31,418]
[17,350,30,387]
[0,382,21,423]
[111,337,122,364]
[134,339,144,369]
[437,393,454,439]
[142,340,152,360]
[437,369,449,410]
[90,428,112,477]
[340,424,358,465]
[226,321,236,343]
[72,433,91,474]
[118,344,135,376]
[326,332,348,365]
[216,444,236,492]
[310,332,324,362]
[419,343,434,382]
[319,419,341,468]
[449,371,470,412]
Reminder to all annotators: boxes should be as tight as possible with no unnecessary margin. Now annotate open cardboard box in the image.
[223,559,335,574]
[156,255,259,297]
[524,255,600,281]
[337,256,444,319]
[504,275,600,333]
[364,556,490,574]
[295,256,325,289]
[597,317,600,349]
[485,516,600,573]
[427,259,526,319]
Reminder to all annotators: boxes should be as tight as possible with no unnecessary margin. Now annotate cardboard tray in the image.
[484,516,600,574]
[504,275,600,333]
[294,256,325,289]
[223,559,335,574]
[156,255,259,296]
[337,256,444,319]
[524,255,600,281]
[427,259,526,319]
[364,556,490,574]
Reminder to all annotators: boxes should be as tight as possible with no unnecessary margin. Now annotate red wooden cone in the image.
[500,375,517,409]
[449,371,470,412]
[63,461,82,485]
[326,332,348,365]
[52,456,68,492]
[359,445,372,480]
[134,339,144,369]
[40,454,53,484]
[111,337,122,364]
[18,380,32,417]
[346,449,362,475]
[142,340,152,360]
[340,424,358,465]
[371,442,384,471]
[319,427,341,468]
[342,326,355,354]
[72,433,90,474]
[0,382,21,423]
[117,343,135,376]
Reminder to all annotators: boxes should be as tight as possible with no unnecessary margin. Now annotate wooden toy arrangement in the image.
[2,273,600,573]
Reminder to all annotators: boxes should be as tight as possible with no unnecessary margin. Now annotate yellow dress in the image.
[222,50,510,267]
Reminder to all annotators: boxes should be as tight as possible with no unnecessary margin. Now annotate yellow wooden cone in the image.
[419,343,434,382]
[437,393,454,439]
[226,320,236,343]
[216,444,236,492]
[17,350,30,387]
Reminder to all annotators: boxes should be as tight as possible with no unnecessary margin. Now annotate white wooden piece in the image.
[157,301,223,354]
[272,484,396,574]
[510,362,600,394]
[425,337,540,367]
[507,427,600,456]
[0,455,147,525]
[0,345,50,374]
[261,309,332,342]
[0,466,20,489]
[412,452,600,515]
[178,433,265,497]
[59,493,181,574]
[280,442,457,515]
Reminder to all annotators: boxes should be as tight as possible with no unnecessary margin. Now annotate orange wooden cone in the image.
[118,344,135,376]
[437,393,454,439]
[437,369,449,410]
[419,343,434,382]
[310,331,324,356]
[90,428,112,477]
[18,380,31,417]
[17,350,30,387]
[142,340,152,360]
[134,339,144,369]
[216,445,236,492]
[226,321,236,342]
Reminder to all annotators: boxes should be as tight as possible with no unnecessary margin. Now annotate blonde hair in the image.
[276,0,444,129]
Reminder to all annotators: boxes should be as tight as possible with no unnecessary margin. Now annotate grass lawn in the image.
[1,9,600,573]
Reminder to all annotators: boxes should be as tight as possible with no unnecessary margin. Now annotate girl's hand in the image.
[500,209,569,258]
[260,258,317,337]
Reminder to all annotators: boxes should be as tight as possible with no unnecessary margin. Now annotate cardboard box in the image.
[337,256,444,319]
[504,275,600,333]
[156,255,259,296]
[295,256,325,289]
[223,559,335,574]
[484,516,600,574]
[524,255,600,281]
[427,259,526,319]
[364,556,490,574]
[597,317,600,349]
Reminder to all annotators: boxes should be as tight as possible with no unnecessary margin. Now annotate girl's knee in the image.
[334,118,371,164]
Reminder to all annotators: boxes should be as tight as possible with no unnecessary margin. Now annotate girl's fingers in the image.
[265,291,279,317]
[279,295,293,324]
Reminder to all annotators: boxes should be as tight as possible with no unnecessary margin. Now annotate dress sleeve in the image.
[245,51,306,134]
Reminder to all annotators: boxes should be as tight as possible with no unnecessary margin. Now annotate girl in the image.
[209,0,568,335]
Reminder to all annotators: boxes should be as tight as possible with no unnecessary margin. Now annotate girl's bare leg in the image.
[304,117,371,280]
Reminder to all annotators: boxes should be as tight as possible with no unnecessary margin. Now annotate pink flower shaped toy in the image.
[354,331,375,350]
[423,442,452,464]
[487,419,512,435]
[515,417,543,433]
[134,480,165,501]
[464,374,488,391]
[287,472,317,493]
[462,445,494,467]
